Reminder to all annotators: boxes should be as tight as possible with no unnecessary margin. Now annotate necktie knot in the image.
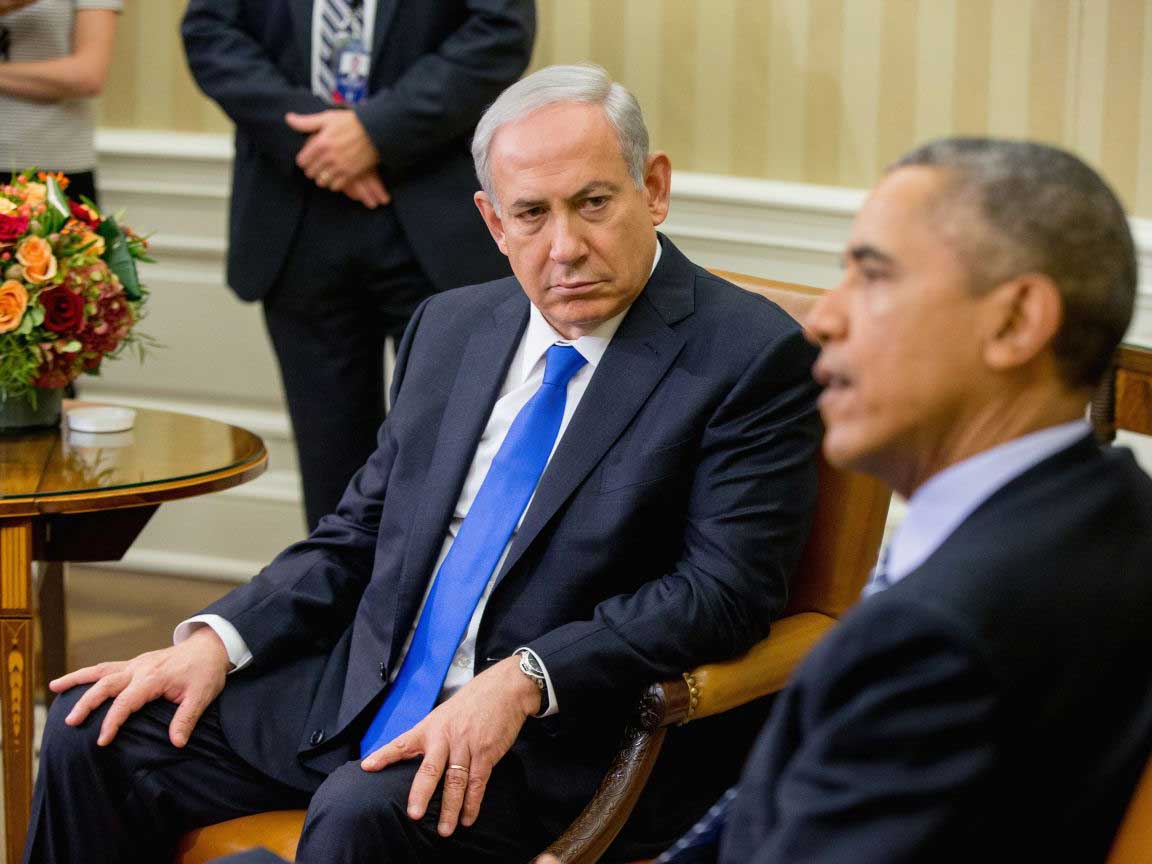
[542,344,587,387]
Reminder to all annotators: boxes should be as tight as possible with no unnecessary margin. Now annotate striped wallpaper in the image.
[99,0,1152,216]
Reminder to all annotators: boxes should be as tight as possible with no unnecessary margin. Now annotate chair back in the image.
[709,270,891,615]
[1098,343,1152,864]
[1108,755,1152,864]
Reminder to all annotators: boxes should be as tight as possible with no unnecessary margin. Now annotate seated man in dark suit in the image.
[625,138,1152,864]
[25,65,821,864]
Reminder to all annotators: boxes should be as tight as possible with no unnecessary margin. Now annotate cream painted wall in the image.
[99,0,1152,216]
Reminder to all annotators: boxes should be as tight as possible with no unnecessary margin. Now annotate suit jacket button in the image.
[378,661,387,681]
[309,729,325,746]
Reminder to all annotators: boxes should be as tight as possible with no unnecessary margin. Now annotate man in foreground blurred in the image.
[611,138,1152,863]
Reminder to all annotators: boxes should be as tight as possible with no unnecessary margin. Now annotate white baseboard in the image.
[88,129,1152,582]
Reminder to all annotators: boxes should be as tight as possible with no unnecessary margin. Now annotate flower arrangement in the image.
[0,170,153,407]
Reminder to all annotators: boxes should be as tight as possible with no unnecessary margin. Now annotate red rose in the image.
[39,285,86,333]
[0,212,29,242]
[68,199,101,229]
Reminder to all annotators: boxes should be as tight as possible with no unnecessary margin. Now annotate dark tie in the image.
[655,786,738,863]
[360,344,588,757]
[315,0,363,101]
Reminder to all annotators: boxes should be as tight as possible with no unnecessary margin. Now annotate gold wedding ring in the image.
[318,171,332,185]
[446,763,470,773]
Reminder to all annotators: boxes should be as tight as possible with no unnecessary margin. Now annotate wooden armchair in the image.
[1097,343,1152,864]
[175,275,892,863]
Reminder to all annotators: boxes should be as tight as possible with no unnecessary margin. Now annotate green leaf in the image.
[42,176,70,235]
[61,340,81,352]
[96,215,142,301]
[15,314,33,335]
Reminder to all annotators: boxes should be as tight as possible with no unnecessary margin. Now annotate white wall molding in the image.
[87,130,1152,583]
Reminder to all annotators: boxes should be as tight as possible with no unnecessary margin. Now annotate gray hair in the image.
[471,64,650,211]
[892,138,1136,389]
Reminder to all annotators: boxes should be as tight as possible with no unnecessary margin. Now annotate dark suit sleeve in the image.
[727,603,998,864]
[198,297,433,667]
[353,0,535,174]
[181,0,329,173]
[528,324,822,708]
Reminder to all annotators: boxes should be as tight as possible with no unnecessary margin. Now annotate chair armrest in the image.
[541,611,838,863]
[657,611,838,725]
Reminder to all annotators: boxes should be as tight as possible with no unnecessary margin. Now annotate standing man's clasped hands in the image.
[285,109,391,208]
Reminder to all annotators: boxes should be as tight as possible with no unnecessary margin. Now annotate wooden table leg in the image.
[38,561,66,708]
[0,520,34,864]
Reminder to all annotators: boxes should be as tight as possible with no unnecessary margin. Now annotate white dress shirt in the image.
[177,242,663,717]
[868,419,1092,594]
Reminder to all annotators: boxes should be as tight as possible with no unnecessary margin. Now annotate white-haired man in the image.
[26,65,822,863]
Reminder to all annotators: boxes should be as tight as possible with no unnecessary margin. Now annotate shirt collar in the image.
[520,238,662,383]
[885,419,1092,584]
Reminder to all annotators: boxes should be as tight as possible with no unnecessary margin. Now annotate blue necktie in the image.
[360,344,588,757]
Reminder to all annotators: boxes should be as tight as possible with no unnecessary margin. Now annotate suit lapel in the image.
[289,0,314,83]
[495,241,693,583]
[370,0,400,61]
[388,291,529,653]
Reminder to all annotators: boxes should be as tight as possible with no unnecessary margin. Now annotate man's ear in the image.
[474,191,510,257]
[982,273,1064,372]
[644,152,672,227]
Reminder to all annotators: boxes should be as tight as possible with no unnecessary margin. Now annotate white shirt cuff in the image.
[515,646,559,717]
[174,615,253,672]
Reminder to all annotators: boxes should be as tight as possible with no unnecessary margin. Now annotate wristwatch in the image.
[516,649,550,716]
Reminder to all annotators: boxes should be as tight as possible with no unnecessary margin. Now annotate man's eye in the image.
[516,207,545,220]
[582,196,609,210]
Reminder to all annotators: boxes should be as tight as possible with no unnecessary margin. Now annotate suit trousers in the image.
[25,685,552,863]
[261,187,435,531]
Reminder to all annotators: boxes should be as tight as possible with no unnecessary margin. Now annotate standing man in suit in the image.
[637,138,1152,864]
[182,0,536,530]
[25,65,822,863]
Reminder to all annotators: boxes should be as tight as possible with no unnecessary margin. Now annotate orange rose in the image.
[23,183,46,206]
[16,236,58,283]
[78,231,105,256]
[0,279,28,333]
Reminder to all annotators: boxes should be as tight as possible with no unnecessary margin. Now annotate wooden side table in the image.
[0,404,266,863]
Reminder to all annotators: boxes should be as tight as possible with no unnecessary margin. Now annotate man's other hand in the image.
[343,169,391,209]
[285,109,380,191]
[361,655,542,837]
[48,626,230,748]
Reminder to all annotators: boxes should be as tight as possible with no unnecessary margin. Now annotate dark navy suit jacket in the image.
[181,0,534,300]
[200,238,823,851]
[722,436,1152,863]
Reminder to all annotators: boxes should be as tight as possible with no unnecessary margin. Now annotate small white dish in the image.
[67,429,134,448]
[67,406,137,433]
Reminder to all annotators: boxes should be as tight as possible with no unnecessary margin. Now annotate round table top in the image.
[0,403,267,518]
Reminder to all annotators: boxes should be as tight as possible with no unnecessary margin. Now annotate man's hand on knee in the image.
[49,627,230,748]
[360,655,542,838]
